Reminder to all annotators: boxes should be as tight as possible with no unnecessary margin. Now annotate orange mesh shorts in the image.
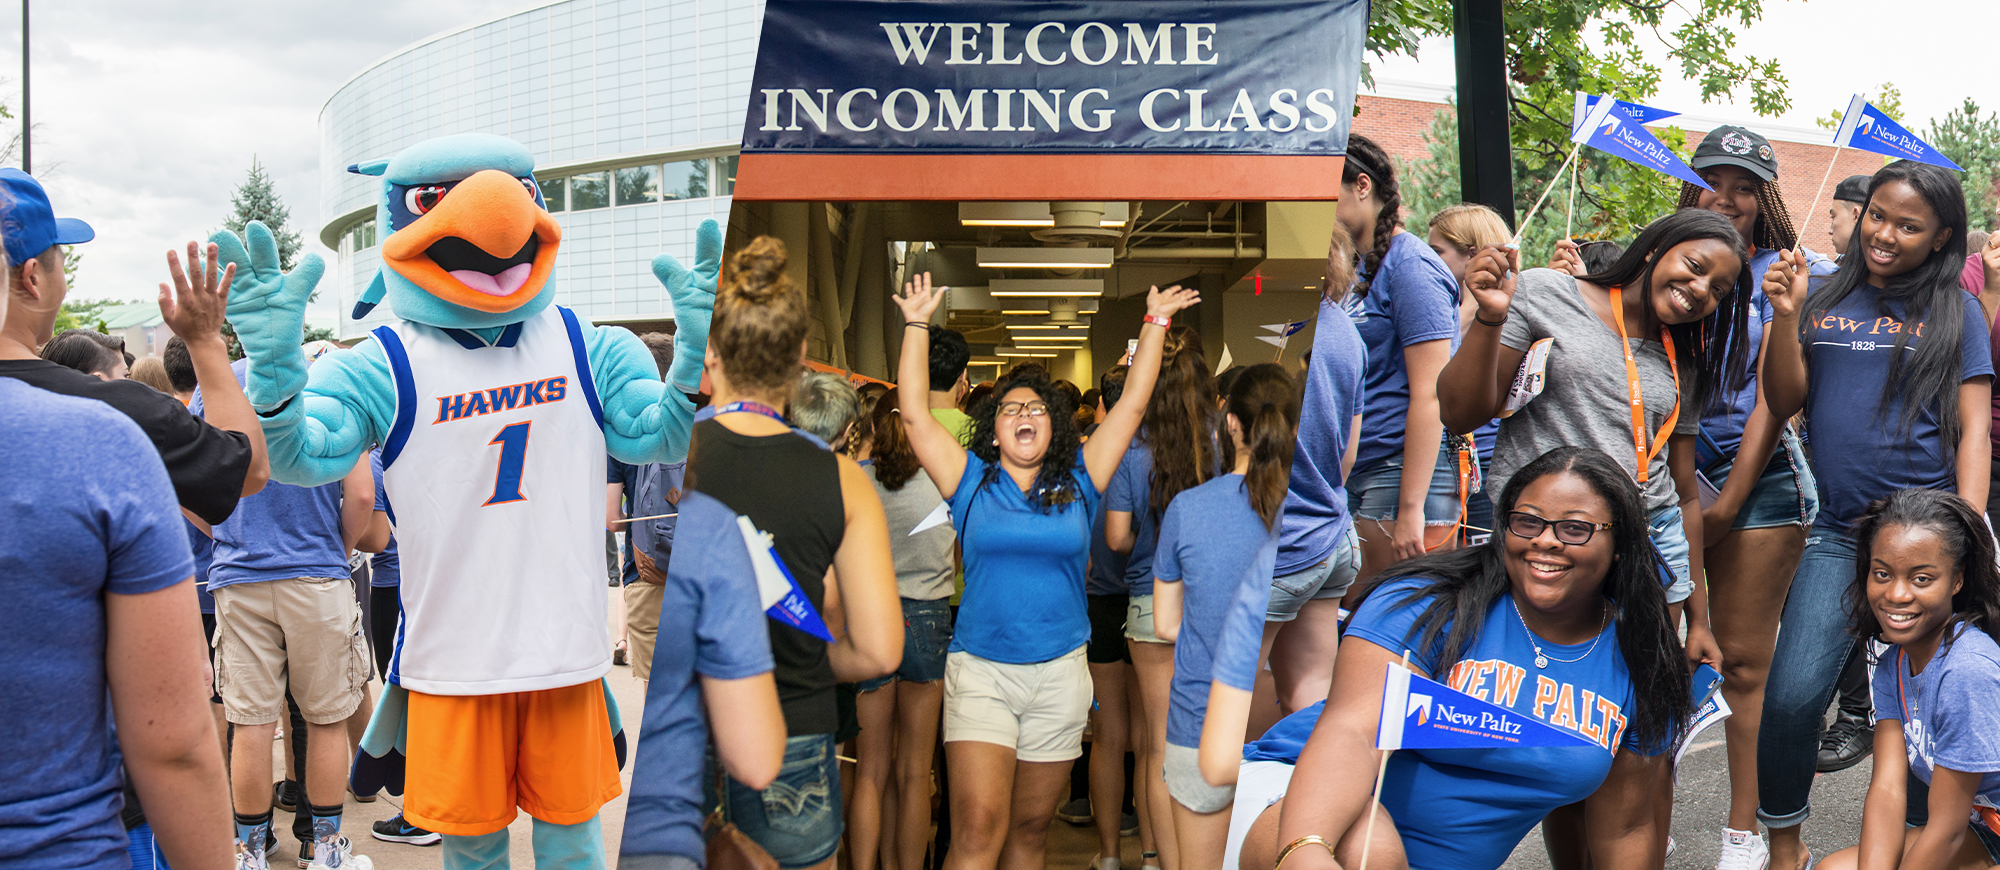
[403,681,622,836]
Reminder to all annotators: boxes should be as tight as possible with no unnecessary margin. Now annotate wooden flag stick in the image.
[612,512,678,524]
[1357,650,1415,870]
[1512,141,1584,249]
[1794,142,1849,257]
[1564,155,1580,241]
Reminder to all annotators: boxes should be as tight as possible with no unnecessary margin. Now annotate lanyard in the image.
[1608,285,1679,483]
[714,401,787,423]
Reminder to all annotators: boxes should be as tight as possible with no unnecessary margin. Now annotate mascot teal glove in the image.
[652,219,721,395]
[213,221,325,412]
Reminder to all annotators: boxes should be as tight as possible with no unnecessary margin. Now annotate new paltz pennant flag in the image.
[1256,319,1311,347]
[1375,662,1597,751]
[1570,93,1711,191]
[738,515,835,642]
[1832,94,1965,171]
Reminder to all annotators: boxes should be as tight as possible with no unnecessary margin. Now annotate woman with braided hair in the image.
[1336,133,1466,589]
[1552,125,1838,870]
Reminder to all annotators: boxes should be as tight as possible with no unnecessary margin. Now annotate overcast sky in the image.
[11,0,1989,315]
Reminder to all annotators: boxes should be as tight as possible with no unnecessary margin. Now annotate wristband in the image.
[1142,314,1172,328]
[904,322,931,331]
[1474,312,1507,328]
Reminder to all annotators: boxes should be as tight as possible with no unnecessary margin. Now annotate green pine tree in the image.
[220,156,304,273]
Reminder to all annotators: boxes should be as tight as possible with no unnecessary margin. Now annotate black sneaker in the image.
[1816,716,1873,773]
[271,780,301,814]
[1055,798,1092,825]
[1120,811,1139,837]
[371,814,442,846]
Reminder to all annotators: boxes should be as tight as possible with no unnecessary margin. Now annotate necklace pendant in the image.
[1535,653,1549,669]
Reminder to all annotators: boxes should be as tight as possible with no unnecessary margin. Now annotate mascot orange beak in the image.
[381,169,563,314]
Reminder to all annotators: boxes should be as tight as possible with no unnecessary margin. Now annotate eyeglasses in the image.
[996,401,1050,418]
[1505,512,1613,546]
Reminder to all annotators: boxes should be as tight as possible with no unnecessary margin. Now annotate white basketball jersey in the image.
[375,306,610,695]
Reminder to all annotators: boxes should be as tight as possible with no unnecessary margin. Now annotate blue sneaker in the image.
[370,815,441,846]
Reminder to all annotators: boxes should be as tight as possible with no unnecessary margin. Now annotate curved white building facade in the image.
[318,0,762,339]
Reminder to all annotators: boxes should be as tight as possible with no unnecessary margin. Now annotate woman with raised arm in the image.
[894,272,1199,870]
[1756,161,1992,870]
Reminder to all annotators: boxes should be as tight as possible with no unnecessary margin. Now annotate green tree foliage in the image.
[1927,99,2000,232]
[1373,1,1790,247]
[53,296,115,334]
[220,156,304,273]
[1815,82,1904,129]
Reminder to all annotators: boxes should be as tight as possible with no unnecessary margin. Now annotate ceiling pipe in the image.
[1122,247,1264,259]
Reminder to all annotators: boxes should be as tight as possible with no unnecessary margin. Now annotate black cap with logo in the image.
[1690,125,1779,182]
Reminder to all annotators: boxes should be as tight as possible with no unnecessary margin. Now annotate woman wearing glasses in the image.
[1221,447,1690,870]
[892,273,1199,870]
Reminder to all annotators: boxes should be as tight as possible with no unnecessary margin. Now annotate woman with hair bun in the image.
[1148,363,1300,870]
[893,271,1199,870]
[688,236,903,870]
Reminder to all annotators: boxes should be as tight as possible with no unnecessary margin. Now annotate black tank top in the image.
[687,418,846,735]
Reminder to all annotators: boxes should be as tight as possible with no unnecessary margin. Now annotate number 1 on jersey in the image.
[485,421,532,505]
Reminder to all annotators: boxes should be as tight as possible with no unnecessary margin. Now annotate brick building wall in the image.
[1350,92,1888,255]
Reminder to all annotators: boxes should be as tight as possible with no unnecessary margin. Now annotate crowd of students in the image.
[14,116,2000,870]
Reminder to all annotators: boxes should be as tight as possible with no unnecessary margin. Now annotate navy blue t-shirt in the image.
[1342,576,1657,870]
[1349,231,1461,470]
[1700,247,1835,459]
[0,380,195,869]
[1802,288,1992,529]
[369,450,399,588]
[187,518,216,614]
[620,491,776,864]
[1277,296,1368,574]
[951,450,1100,663]
[1155,474,1278,748]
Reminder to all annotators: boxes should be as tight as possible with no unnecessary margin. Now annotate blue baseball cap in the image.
[0,168,94,265]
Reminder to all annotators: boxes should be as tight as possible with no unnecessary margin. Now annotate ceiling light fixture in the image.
[977,247,1114,269]
[995,348,1059,358]
[959,201,1129,228]
[988,279,1103,298]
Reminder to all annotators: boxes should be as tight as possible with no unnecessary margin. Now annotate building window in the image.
[615,165,660,205]
[661,158,710,201]
[347,219,377,251]
[570,172,611,210]
[539,177,567,212]
[718,155,738,195]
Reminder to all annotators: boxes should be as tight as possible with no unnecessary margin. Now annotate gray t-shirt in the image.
[865,463,957,600]
[1493,269,1698,512]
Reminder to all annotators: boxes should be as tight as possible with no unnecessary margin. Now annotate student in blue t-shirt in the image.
[894,272,1198,870]
[1226,448,1691,870]
[1818,489,2000,870]
[620,490,786,869]
[1148,364,1296,870]
[1760,161,1995,870]
[1262,224,1367,719]
[1338,134,1466,583]
[1105,325,1217,870]
[0,374,232,870]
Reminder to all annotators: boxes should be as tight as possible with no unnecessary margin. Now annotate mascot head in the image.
[348,133,563,329]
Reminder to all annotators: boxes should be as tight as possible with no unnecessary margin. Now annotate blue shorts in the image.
[1697,427,1819,530]
[1649,504,1693,605]
[1348,442,1462,525]
[857,597,953,692]
[711,733,844,868]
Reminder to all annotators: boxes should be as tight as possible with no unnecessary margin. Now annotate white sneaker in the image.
[1716,827,1769,870]
[306,835,374,870]
[1093,858,1121,870]
[235,841,272,870]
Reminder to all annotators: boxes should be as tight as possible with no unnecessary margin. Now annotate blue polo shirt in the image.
[950,450,1099,663]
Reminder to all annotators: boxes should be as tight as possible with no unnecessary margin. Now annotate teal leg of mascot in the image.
[217,133,718,869]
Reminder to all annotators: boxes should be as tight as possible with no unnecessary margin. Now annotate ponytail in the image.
[870,387,921,490]
[1222,364,1302,529]
[1143,326,1218,519]
[1343,134,1402,298]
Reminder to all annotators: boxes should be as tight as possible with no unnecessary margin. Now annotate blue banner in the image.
[739,516,836,642]
[1375,663,1599,751]
[743,0,1367,155]
[1571,93,1711,191]
[1833,94,1964,171]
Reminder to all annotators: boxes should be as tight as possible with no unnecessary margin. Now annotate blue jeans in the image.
[1757,524,1859,828]
[707,733,844,868]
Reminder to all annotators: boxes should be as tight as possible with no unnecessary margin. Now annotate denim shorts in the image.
[1348,442,1463,525]
[1126,594,1167,644]
[1648,505,1692,605]
[1266,527,1361,622]
[857,597,953,692]
[712,733,844,868]
[1697,427,1819,530]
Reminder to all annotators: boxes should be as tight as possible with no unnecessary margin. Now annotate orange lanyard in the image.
[1608,285,1679,483]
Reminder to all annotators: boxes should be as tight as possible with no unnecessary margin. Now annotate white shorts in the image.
[943,646,1092,763]
[1223,760,1297,870]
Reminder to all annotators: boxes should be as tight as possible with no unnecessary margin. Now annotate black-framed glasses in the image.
[997,401,1050,418]
[1506,511,1612,546]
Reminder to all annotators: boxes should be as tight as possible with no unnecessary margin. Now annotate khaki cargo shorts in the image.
[211,577,371,725]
